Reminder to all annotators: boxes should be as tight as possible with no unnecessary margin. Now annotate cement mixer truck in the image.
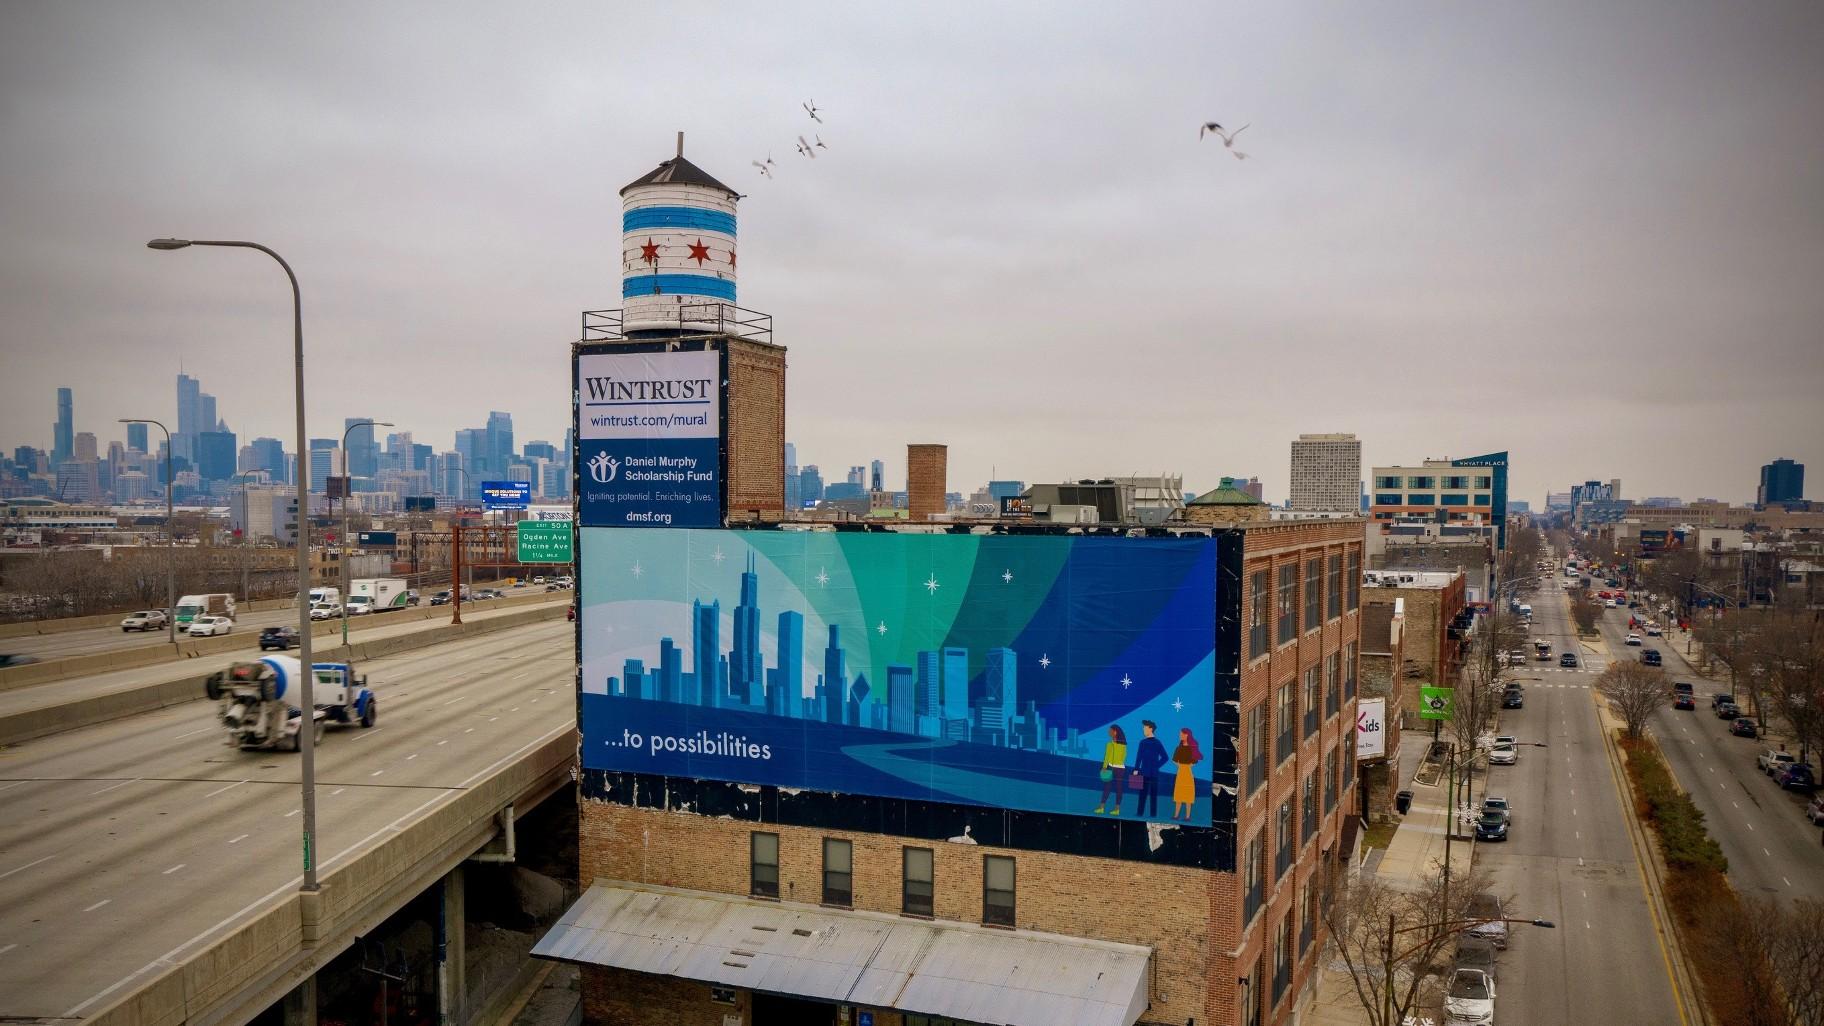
[203,655,377,751]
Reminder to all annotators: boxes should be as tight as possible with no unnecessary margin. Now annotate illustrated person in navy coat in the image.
[1132,719,1169,818]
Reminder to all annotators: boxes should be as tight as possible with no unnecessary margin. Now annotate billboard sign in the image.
[356,531,397,547]
[480,481,531,510]
[517,521,574,564]
[575,348,721,529]
[404,496,437,512]
[527,505,575,522]
[1355,698,1386,759]
[1419,686,1454,721]
[579,528,1218,825]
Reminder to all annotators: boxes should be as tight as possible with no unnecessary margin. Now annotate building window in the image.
[751,832,779,899]
[1243,959,1261,1026]
[983,855,1016,927]
[1301,878,1318,953]
[1440,493,1469,506]
[1276,680,1296,764]
[1243,833,1266,925]
[1347,551,1360,611]
[1273,916,1292,1003]
[1474,493,1491,505]
[902,847,934,917]
[1374,475,1401,490]
[1276,798,1294,877]
[1303,665,1320,738]
[1475,475,1492,489]
[1247,702,1267,795]
[1302,772,1318,843]
[1343,730,1357,791]
[1406,493,1436,506]
[1373,492,1403,506]
[1325,747,1338,813]
[1442,475,1469,490]
[1344,641,1358,699]
[1276,564,1297,645]
[1304,557,1322,632]
[1250,569,1270,659]
[1406,475,1434,489]
[822,837,853,907]
[1325,652,1341,719]
[1327,554,1342,619]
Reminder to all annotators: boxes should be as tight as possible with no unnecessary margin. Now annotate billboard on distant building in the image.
[479,480,531,509]
[578,528,1218,825]
[575,348,722,529]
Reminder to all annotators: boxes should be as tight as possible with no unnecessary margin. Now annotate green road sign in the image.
[516,521,573,564]
[1419,686,1455,721]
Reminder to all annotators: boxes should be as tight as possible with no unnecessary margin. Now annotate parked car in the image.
[1805,794,1824,825]
[1641,649,1662,667]
[1503,689,1524,709]
[1490,741,1518,765]
[1732,718,1760,739]
[1466,893,1509,948]
[1560,652,1579,668]
[258,625,299,651]
[121,610,169,632]
[1506,650,1528,666]
[1776,763,1816,793]
[1475,809,1509,841]
[1482,796,1512,822]
[1455,936,1498,984]
[1646,625,1663,636]
[1446,968,1497,1025]
[1760,749,1799,776]
[1712,692,1735,710]
[1674,694,1695,711]
[186,615,233,637]
[1717,701,1741,720]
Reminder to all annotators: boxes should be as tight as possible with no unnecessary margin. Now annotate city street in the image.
[1591,593,1824,902]
[1466,574,1687,1026]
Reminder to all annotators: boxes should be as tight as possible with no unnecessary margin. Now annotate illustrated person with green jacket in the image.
[1094,724,1129,815]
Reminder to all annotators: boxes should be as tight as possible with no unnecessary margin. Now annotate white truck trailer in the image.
[203,655,377,751]
[347,578,409,615]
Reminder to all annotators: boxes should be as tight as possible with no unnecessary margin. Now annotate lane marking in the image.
[331,788,346,796]
[445,696,466,706]
[83,899,111,913]
[227,834,249,845]
[285,809,300,818]
[510,707,520,713]
[437,740,449,746]
[465,727,475,733]
[488,717,499,723]
[1786,877,1793,888]
[369,770,385,778]
[1764,848,1772,857]
[162,864,185,875]
[351,727,383,742]
[1747,822,1755,832]
[172,726,213,740]
[0,780,30,793]
[89,778,141,796]
[0,943,15,956]
[0,855,57,880]
[406,753,418,761]
[205,780,250,799]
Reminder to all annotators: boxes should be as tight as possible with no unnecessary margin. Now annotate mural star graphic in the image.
[1001,569,1013,583]
[876,621,887,635]
[686,238,711,265]
[727,246,736,270]
[711,548,726,563]
[630,561,645,578]
[1119,673,1134,689]
[1172,698,1184,712]
[814,567,830,587]
[1038,654,1051,669]
[924,574,940,594]
[638,238,659,265]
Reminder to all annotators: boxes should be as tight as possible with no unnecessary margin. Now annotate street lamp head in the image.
[146,238,193,251]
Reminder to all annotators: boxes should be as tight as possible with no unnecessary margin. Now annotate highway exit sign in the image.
[516,521,573,564]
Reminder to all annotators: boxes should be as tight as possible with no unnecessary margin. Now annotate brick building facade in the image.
[1355,601,1405,822]
[1359,571,1465,727]
[557,518,1364,1026]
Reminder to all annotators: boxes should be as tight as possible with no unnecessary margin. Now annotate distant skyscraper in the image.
[52,387,73,466]
[175,373,202,461]
[980,648,1018,742]
[524,440,558,462]
[799,465,824,506]
[886,664,916,734]
[784,442,797,469]
[126,421,148,453]
[197,430,237,483]
[249,437,285,479]
[823,625,847,725]
[732,554,764,706]
[343,418,377,478]
[693,599,721,708]
[308,439,339,491]
[847,465,865,486]
[769,611,804,716]
[1289,433,1361,513]
[73,431,97,462]
[485,411,514,479]
[870,460,884,493]
[1759,458,1805,507]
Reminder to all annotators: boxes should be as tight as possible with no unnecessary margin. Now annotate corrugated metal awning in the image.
[533,882,1152,1026]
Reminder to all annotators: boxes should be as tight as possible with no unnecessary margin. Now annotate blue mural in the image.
[579,528,1218,825]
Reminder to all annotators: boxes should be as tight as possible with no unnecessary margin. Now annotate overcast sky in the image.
[3,2,1821,507]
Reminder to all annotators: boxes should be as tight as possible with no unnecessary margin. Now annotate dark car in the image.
[1503,689,1524,709]
[1732,718,1759,738]
[1777,764,1817,793]
[1455,937,1498,984]
[1560,652,1579,668]
[1673,694,1695,710]
[1641,649,1662,667]
[1712,693,1735,710]
[1717,702,1741,720]
[1475,810,1510,841]
[0,654,40,669]
[258,625,299,651]
[430,590,451,606]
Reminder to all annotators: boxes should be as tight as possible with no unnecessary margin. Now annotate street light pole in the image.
[338,420,392,648]
[120,419,175,646]
[149,238,321,892]
[446,467,470,624]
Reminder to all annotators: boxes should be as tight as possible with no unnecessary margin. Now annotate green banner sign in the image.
[1419,685,1455,721]
[516,520,574,564]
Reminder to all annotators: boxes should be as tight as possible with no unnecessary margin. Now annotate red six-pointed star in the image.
[686,238,711,265]
[726,246,736,270]
[639,238,660,265]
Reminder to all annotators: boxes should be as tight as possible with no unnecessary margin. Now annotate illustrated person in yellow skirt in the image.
[1171,726,1204,821]
[1094,724,1128,815]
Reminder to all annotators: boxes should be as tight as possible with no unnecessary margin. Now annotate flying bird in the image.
[803,100,822,123]
[814,134,827,149]
[1206,122,1250,159]
[1199,121,1223,138]
[751,160,773,178]
[796,135,816,158]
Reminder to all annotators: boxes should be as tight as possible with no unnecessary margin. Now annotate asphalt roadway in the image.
[0,618,575,1020]
[1594,594,1824,903]
[1465,575,1687,1026]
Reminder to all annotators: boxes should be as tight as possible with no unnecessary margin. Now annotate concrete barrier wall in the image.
[0,590,565,692]
[0,596,300,640]
[0,602,567,747]
[86,730,574,1026]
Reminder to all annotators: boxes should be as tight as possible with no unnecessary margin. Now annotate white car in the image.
[1625,633,1642,646]
[186,615,234,637]
[1606,598,1619,608]
[120,610,168,632]
[1445,967,1496,1025]
[1489,742,1518,766]
[309,602,341,621]
[1646,625,1663,637]
[532,576,546,585]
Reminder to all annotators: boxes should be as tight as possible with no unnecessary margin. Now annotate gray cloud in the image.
[2,1,1820,505]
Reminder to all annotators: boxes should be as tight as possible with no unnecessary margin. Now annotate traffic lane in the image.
[4,605,303,660]
[0,596,569,723]
[1592,607,1824,901]
[0,623,576,1018]
[1479,682,1682,1026]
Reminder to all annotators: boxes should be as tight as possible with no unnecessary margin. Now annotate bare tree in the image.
[1747,606,1824,764]
[1318,858,1497,1026]
[1568,590,1601,635]
[1597,661,1670,739]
